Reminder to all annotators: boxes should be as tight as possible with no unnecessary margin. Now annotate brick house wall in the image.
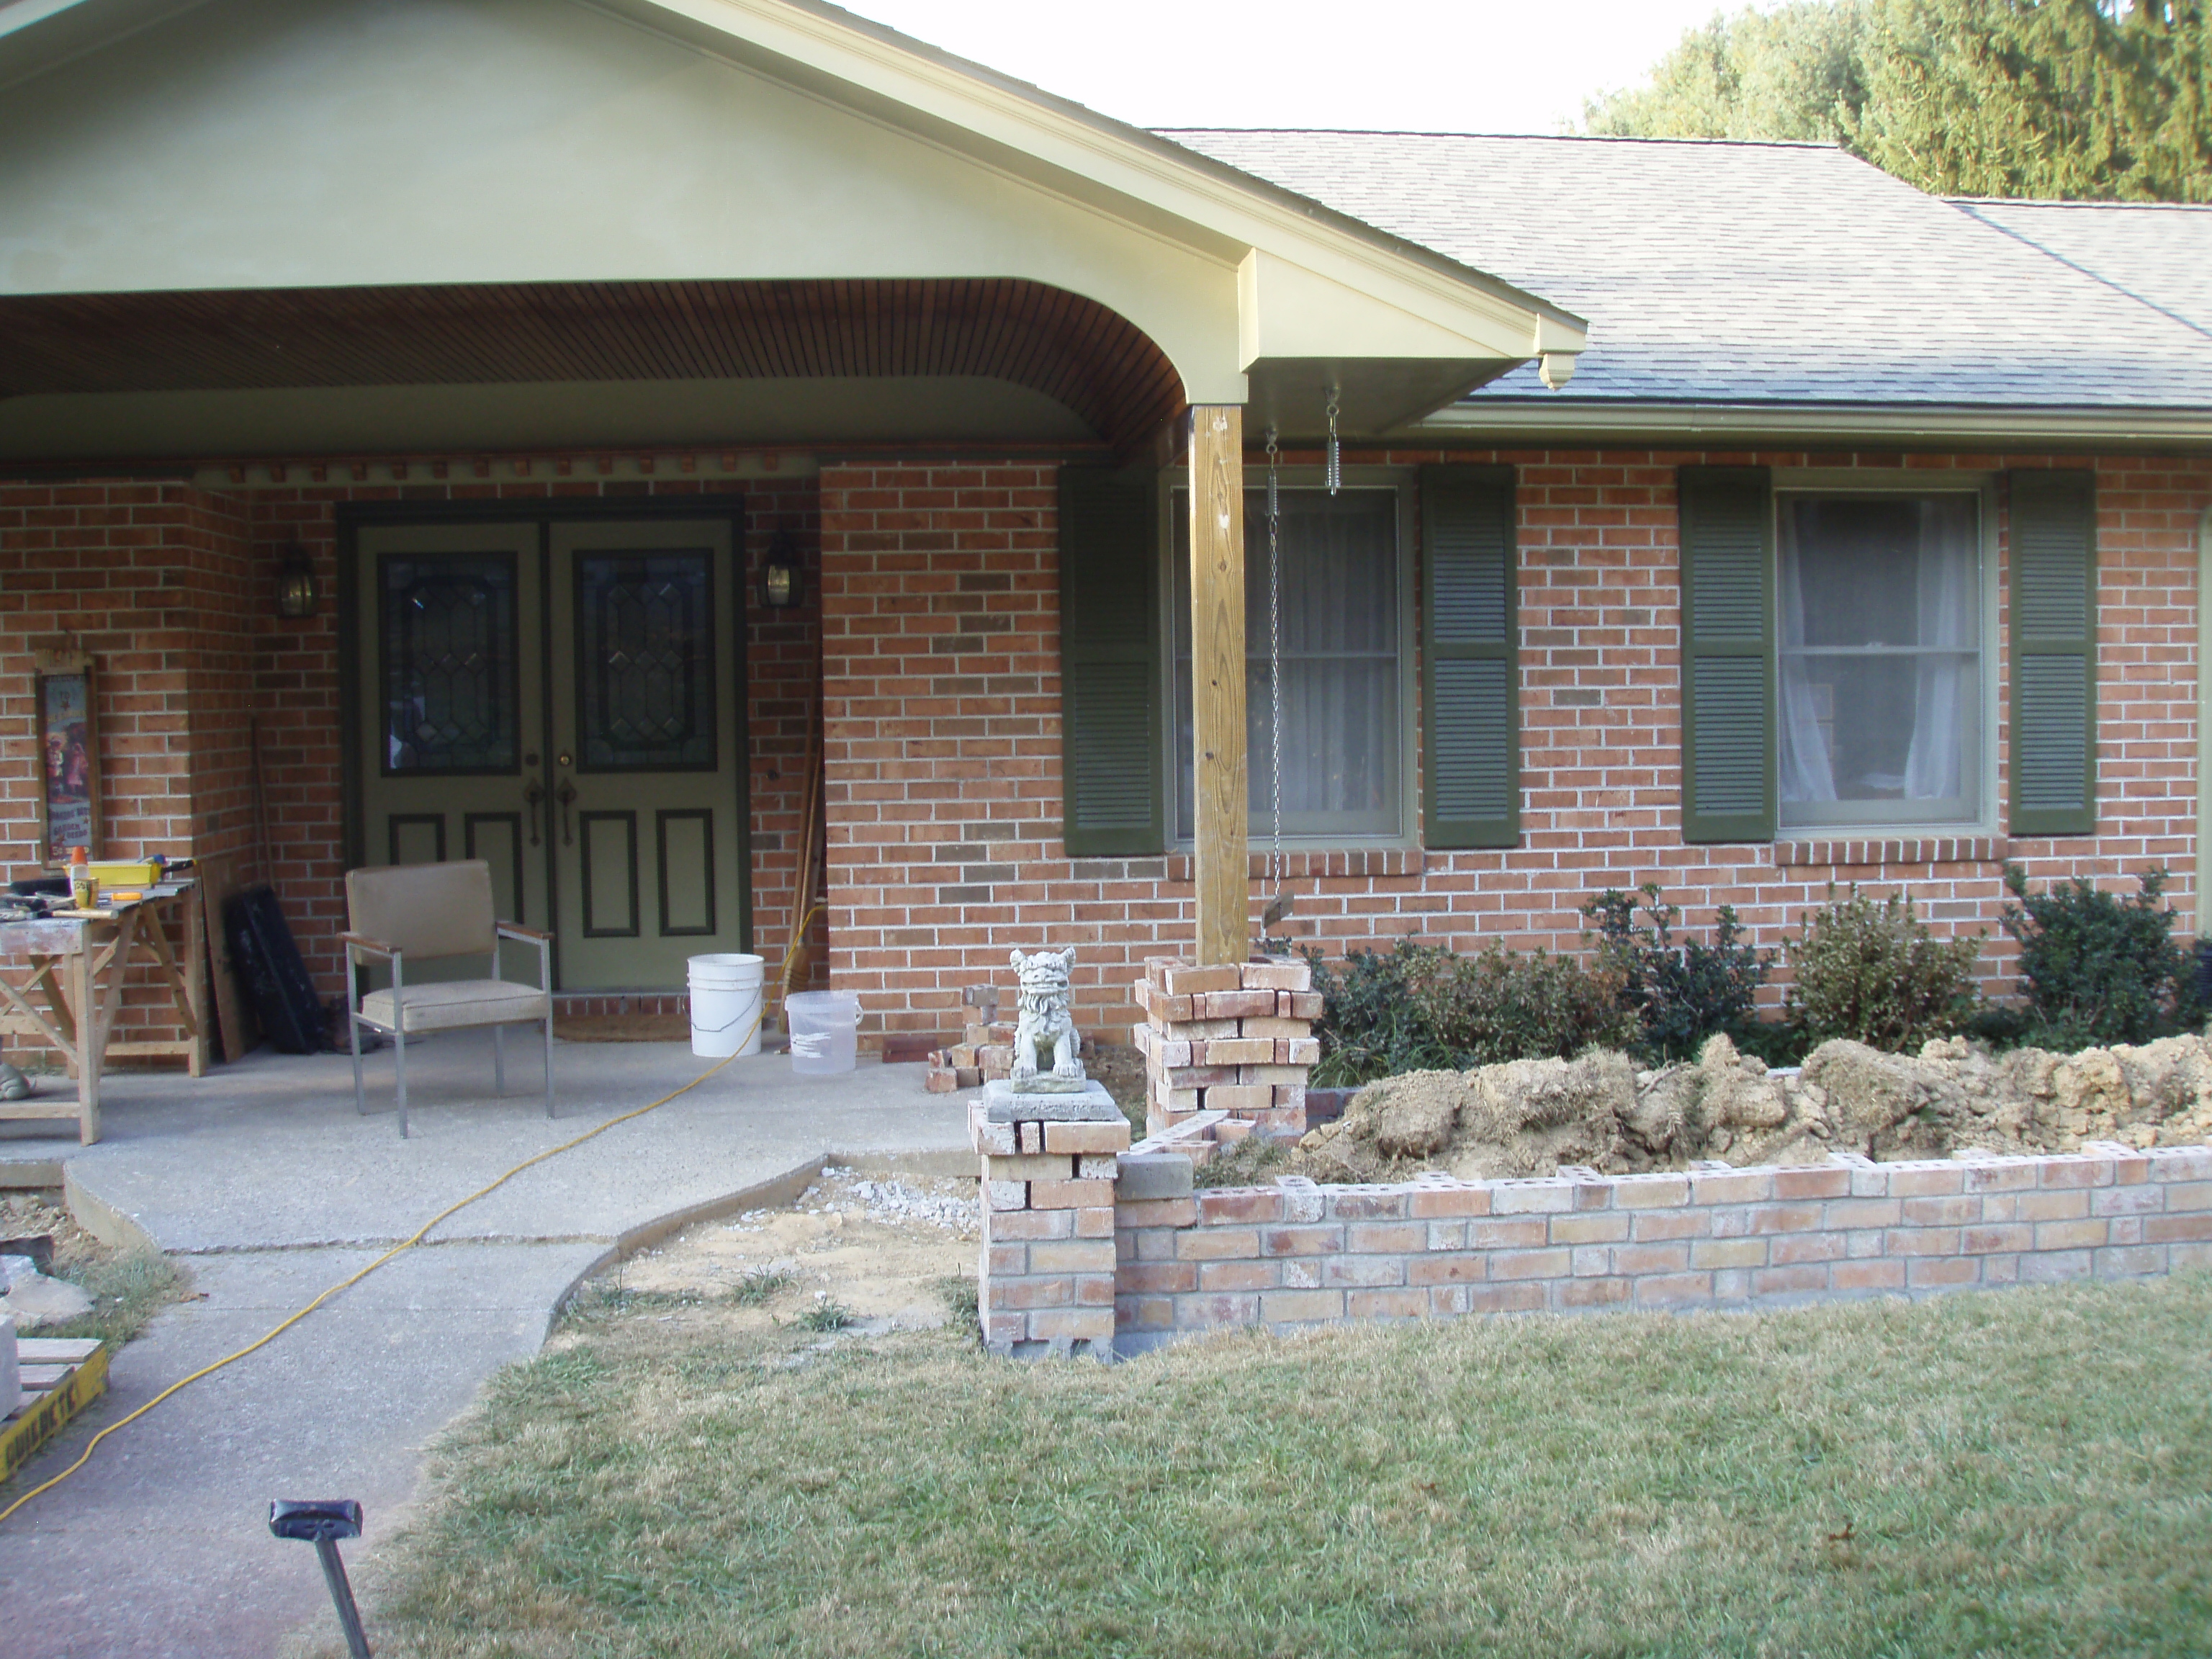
[5,444,2206,1059]
[0,465,827,1060]
[822,447,2211,1041]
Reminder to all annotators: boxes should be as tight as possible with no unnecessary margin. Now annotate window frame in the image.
[1771,467,2001,840]
[1159,464,1421,851]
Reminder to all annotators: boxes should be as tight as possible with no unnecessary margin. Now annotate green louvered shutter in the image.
[1678,466,1776,842]
[1421,465,1518,848]
[2008,469,2097,837]
[1058,467,1164,855]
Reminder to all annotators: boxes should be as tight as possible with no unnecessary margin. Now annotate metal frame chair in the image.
[342,860,554,1137]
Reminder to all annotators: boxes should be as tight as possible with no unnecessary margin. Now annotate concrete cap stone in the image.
[981,1079,1124,1122]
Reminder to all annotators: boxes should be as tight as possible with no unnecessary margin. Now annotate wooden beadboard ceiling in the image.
[0,278,1186,449]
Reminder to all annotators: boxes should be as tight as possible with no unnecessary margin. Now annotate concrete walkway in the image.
[0,1033,968,1658]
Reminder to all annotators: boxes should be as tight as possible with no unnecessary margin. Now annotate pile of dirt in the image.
[1295,1030,2212,1181]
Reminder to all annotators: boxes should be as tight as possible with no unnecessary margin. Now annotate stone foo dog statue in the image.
[1010,946,1086,1092]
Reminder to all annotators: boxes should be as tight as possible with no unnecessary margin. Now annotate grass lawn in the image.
[372,1275,2212,1658]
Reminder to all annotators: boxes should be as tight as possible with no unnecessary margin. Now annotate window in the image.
[1168,483,1411,843]
[1777,492,1984,830]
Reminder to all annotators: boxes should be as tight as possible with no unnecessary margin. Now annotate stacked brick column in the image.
[1133,956,1318,1140]
[970,1099,1130,1358]
[926,986,1015,1093]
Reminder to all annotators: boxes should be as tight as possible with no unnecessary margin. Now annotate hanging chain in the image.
[1266,425,1285,892]
[1324,387,1342,497]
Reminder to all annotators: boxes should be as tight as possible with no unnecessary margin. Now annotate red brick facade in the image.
[824,447,2212,1039]
[5,446,2208,1058]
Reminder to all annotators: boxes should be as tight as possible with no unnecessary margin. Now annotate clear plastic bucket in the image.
[688,953,765,1058]
[786,990,860,1075]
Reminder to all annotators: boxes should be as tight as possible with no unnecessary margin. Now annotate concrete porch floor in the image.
[0,1033,970,1658]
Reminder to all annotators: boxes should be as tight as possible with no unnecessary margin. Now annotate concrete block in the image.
[1116,1155,1195,1202]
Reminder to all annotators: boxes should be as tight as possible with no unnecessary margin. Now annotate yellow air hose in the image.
[0,907,826,1527]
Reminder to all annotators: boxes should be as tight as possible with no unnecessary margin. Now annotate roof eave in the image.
[1414,399,2212,452]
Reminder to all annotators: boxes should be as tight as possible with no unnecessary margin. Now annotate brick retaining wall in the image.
[1106,1136,2212,1354]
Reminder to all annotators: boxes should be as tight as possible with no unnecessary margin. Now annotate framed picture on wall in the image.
[34,651,99,868]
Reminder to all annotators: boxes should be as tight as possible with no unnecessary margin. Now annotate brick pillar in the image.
[1133,956,1318,1140]
[970,1098,1130,1359]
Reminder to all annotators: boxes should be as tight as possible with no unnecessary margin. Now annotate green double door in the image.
[355,516,747,990]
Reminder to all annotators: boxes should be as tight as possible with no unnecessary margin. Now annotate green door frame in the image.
[336,495,754,990]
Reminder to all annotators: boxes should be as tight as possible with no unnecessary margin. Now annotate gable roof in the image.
[0,0,1584,440]
[1166,130,2212,442]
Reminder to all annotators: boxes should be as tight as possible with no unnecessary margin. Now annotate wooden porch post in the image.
[1189,405,1247,967]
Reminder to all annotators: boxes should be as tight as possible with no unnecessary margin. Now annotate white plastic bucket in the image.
[688,953,765,1058]
[786,990,860,1075]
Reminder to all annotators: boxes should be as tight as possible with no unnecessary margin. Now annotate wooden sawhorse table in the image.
[0,887,207,1146]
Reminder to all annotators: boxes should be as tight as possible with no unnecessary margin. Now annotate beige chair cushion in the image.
[359,980,552,1035]
[347,861,498,962]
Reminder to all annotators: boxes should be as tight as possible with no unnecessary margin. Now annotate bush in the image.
[1784,886,1982,1053]
[1583,884,1770,1062]
[1999,864,2202,1048]
[1305,939,1635,1087]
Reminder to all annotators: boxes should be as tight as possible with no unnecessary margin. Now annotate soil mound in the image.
[1294,1029,2212,1180]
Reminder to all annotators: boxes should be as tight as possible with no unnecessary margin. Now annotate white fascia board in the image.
[1416,399,2212,449]
[606,0,1588,362]
[1238,249,1536,367]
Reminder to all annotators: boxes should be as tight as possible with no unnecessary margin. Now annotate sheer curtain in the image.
[1776,511,1838,804]
[1902,499,1976,800]
[1778,493,1979,822]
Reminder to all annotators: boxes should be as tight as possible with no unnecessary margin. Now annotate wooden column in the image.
[1188,405,1247,967]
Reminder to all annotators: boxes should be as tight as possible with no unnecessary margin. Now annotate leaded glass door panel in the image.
[548,520,745,989]
[355,521,547,989]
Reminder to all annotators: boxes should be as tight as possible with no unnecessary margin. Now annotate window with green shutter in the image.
[1678,467,1777,842]
[2007,469,2097,837]
[1421,465,1518,849]
[1058,467,1164,856]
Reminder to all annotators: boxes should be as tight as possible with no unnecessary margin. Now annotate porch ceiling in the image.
[0,276,1184,454]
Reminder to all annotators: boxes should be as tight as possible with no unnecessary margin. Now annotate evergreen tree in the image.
[1584,0,1869,144]
[1583,0,2212,202]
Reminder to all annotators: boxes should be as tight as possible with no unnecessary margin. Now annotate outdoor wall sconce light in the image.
[276,547,318,619]
[761,529,803,609]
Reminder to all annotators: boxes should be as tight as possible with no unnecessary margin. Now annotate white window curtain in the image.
[1172,487,1401,842]
[1778,494,1979,827]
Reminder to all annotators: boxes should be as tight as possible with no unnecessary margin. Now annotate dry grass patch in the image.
[361,1274,2212,1658]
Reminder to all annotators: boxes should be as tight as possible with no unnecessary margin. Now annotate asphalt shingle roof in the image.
[1163,130,2212,410]
[1954,197,2212,341]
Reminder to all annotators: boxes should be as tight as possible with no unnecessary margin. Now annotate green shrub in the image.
[1583,884,1771,1062]
[1784,886,1982,1053]
[1998,864,2202,1048]
[1305,939,1635,1087]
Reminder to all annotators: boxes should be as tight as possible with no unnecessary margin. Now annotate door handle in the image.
[523,780,545,848]
[555,778,577,848]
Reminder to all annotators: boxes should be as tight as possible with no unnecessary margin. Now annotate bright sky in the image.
[840,0,1737,135]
